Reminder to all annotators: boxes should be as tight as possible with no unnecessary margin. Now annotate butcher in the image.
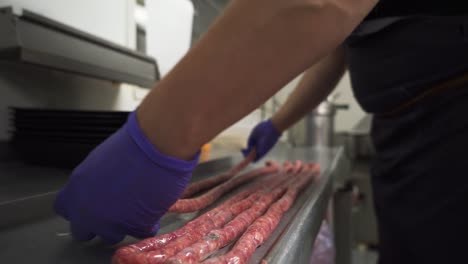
[54,0,468,263]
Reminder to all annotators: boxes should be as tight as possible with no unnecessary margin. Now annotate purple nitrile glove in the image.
[242,120,281,162]
[54,111,199,244]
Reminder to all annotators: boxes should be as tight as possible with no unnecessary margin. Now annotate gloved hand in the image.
[54,112,199,244]
[242,120,281,162]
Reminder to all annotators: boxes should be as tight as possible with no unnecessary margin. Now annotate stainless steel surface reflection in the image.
[288,100,349,148]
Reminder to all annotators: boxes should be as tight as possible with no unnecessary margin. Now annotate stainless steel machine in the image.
[0,7,160,86]
[288,95,349,148]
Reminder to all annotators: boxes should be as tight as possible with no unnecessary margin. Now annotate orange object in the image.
[200,143,211,162]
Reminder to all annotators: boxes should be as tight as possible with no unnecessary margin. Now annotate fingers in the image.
[241,147,252,157]
[126,224,158,240]
[98,231,126,245]
[242,147,262,162]
[53,192,69,220]
[152,222,160,235]
[247,128,258,147]
[245,148,257,162]
[253,142,266,162]
[70,223,96,242]
[70,223,128,244]
[253,154,262,162]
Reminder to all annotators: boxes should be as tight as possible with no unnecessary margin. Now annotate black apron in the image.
[346,15,468,113]
[345,16,468,264]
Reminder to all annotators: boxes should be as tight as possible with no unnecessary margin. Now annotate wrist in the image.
[126,112,200,173]
[270,115,286,134]
[136,105,203,161]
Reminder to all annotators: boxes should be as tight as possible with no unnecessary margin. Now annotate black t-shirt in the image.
[346,1,468,113]
[365,0,468,20]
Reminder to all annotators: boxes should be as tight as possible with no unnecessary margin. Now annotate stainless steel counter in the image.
[0,146,350,264]
[0,146,235,230]
[257,146,350,264]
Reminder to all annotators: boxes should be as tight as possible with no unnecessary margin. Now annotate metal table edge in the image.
[262,147,349,264]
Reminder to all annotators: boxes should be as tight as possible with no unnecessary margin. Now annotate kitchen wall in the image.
[146,0,194,76]
[333,73,366,132]
[272,73,366,134]
[0,0,144,141]
[0,0,136,48]
[191,0,228,42]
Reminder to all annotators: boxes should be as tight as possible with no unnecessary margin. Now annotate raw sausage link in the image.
[112,191,250,264]
[112,162,281,264]
[165,163,303,264]
[127,164,290,264]
[203,163,320,264]
[181,151,256,198]
[169,163,280,213]
[142,192,262,263]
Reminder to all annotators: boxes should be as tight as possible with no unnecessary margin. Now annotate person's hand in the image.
[54,112,199,244]
[242,120,282,162]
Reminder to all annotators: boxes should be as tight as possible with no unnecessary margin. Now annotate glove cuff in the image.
[125,111,200,173]
[267,119,282,138]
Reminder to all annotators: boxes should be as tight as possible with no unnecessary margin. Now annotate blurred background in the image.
[0,1,378,263]
[0,0,367,147]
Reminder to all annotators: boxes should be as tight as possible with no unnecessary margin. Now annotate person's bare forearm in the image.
[138,0,377,160]
[271,47,346,132]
